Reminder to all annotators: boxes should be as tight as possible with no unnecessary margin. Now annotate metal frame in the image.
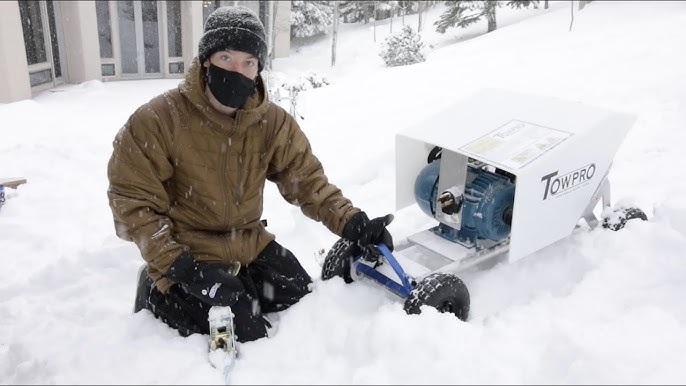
[351,171,614,301]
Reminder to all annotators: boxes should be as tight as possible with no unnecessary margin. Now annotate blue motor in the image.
[414,160,515,247]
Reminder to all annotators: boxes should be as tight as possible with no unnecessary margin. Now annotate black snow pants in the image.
[134,240,313,343]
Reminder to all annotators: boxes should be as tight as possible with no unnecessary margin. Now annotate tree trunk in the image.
[390,7,393,34]
[373,1,377,42]
[417,2,423,32]
[331,1,339,66]
[269,1,276,71]
[545,0,549,9]
[261,0,274,71]
[400,3,405,26]
[569,0,574,31]
[485,1,497,33]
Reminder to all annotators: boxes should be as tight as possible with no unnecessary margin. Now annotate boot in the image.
[133,264,151,313]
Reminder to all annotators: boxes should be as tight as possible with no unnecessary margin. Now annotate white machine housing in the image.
[394,88,636,275]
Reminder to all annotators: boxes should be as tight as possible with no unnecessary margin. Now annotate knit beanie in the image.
[198,6,268,71]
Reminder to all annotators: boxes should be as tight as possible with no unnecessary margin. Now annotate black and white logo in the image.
[541,163,596,200]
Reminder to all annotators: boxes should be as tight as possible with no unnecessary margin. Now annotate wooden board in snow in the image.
[0,178,27,189]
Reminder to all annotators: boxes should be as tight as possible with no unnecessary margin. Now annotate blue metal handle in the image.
[353,243,414,298]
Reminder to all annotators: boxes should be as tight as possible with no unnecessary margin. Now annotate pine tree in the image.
[379,25,426,67]
[507,0,539,9]
[339,1,375,23]
[435,0,539,34]
[290,1,334,38]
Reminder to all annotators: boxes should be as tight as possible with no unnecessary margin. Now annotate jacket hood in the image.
[178,57,269,130]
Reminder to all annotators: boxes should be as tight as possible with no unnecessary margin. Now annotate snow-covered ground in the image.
[2,1,686,384]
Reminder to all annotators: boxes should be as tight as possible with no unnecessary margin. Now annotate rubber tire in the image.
[602,207,647,231]
[403,272,470,321]
[321,237,359,283]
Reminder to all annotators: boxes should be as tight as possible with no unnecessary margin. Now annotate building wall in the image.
[273,1,291,59]
[59,1,101,83]
[183,1,204,63]
[0,1,32,103]
[0,0,292,104]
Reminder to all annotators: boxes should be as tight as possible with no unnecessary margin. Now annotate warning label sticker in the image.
[461,119,571,169]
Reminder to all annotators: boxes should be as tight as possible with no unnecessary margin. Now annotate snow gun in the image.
[320,88,646,320]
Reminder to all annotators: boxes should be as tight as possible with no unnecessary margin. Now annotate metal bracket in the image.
[353,244,415,298]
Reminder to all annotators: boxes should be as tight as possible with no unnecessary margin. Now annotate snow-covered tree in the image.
[379,25,425,67]
[339,1,376,23]
[290,1,334,38]
[435,0,539,34]
[268,70,331,120]
[507,0,539,9]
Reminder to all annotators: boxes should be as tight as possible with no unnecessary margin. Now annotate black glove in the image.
[342,211,394,251]
[166,251,245,307]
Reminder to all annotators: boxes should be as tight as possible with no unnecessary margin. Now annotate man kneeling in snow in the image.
[106,6,392,343]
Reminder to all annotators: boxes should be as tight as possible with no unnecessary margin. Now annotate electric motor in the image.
[414,160,515,246]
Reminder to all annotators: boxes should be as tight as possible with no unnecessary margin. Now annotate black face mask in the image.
[204,64,256,108]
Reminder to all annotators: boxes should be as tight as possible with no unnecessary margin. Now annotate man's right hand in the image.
[166,251,245,306]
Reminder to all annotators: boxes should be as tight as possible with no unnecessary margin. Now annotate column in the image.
[273,1,291,59]
[0,1,31,103]
[59,1,102,83]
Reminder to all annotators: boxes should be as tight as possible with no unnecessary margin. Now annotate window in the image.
[167,0,183,57]
[19,0,48,65]
[169,62,184,74]
[118,1,138,74]
[96,0,114,58]
[29,69,53,87]
[141,0,160,73]
[101,63,116,76]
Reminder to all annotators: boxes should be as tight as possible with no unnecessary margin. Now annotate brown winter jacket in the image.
[107,58,360,293]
